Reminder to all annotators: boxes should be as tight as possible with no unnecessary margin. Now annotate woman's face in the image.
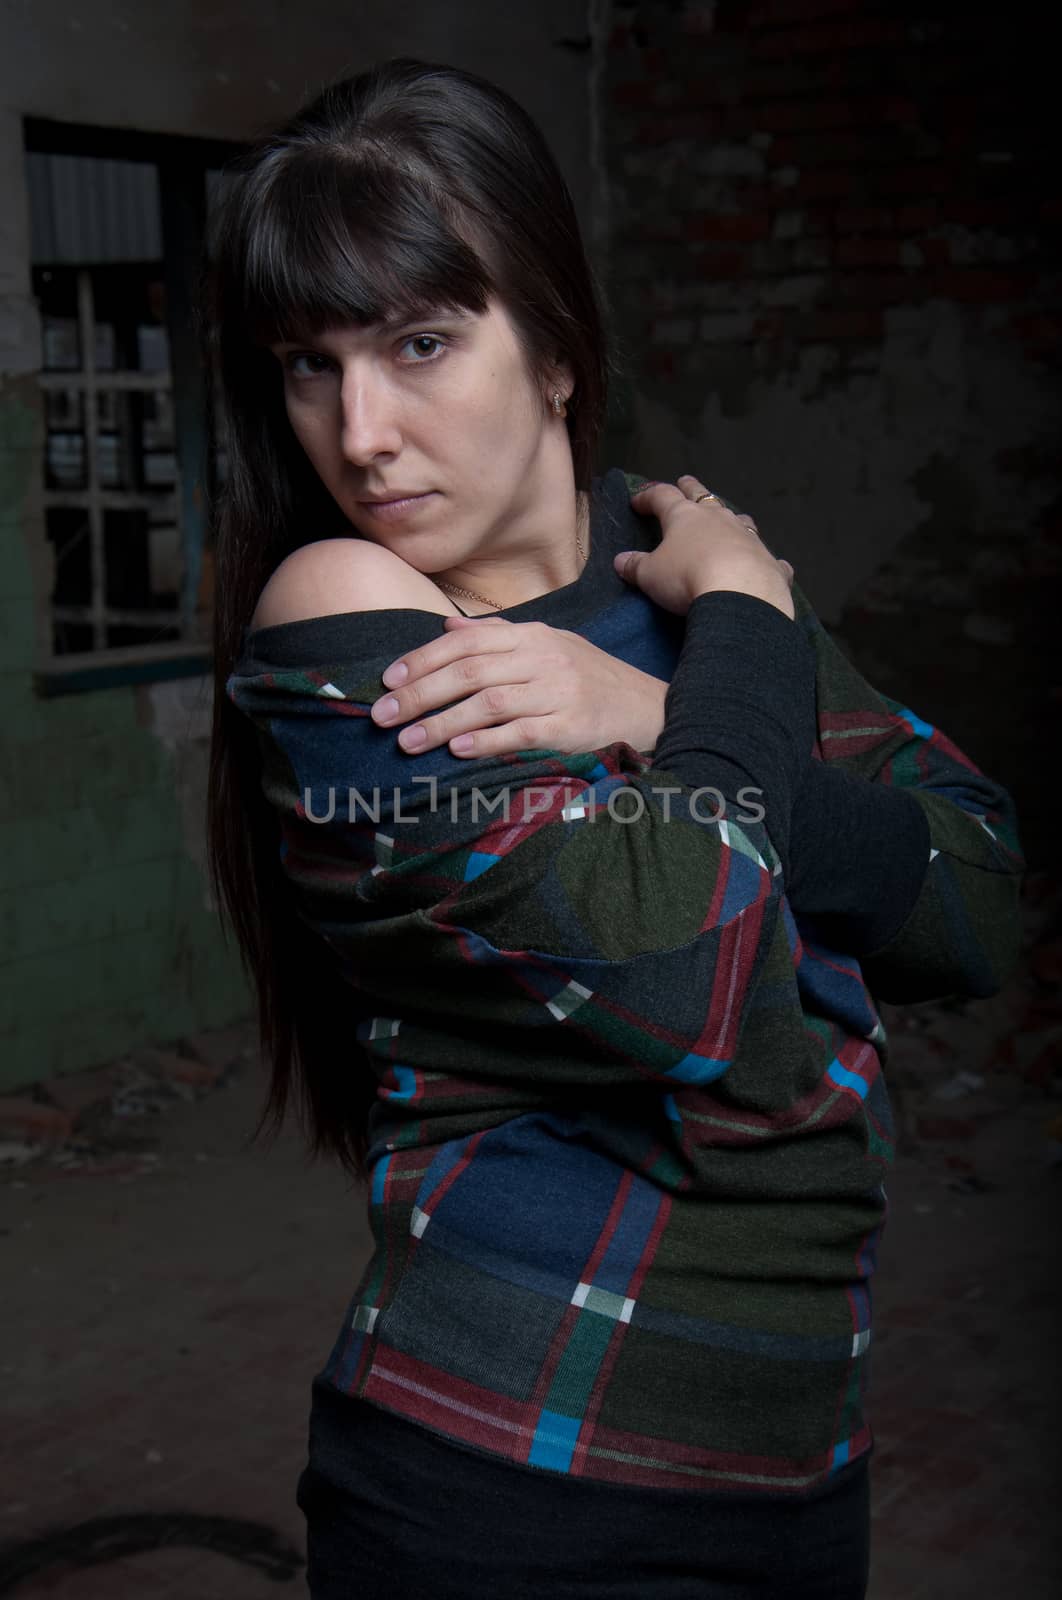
[269,294,574,571]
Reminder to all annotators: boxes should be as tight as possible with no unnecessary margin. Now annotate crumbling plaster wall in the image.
[597,0,1059,866]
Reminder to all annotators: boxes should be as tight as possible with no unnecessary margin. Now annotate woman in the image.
[204,58,1024,1599]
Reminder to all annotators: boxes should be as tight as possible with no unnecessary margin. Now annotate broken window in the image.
[23,122,242,689]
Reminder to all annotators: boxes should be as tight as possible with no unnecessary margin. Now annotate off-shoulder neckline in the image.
[240,468,628,654]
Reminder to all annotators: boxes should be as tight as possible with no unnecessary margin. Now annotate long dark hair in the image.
[201,58,615,1185]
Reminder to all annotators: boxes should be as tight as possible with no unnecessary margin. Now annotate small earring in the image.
[552,390,568,418]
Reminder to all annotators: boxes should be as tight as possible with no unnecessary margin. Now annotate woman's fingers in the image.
[614,549,643,583]
[396,682,532,753]
[381,615,519,691]
[676,473,718,506]
[371,623,566,755]
[373,651,529,727]
[378,628,531,718]
[676,474,789,576]
[386,676,540,753]
[625,475,794,618]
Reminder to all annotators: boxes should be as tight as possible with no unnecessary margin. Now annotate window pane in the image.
[46,508,93,608]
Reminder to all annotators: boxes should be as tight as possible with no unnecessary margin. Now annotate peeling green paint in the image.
[0,382,250,1092]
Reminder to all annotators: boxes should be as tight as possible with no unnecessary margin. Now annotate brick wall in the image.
[598,0,1059,865]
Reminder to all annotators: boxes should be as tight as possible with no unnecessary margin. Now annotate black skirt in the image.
[295,1378,871,1600]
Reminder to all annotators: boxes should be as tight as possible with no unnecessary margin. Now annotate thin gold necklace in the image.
[436,508,589,613]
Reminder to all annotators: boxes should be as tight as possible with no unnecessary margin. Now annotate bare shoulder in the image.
[250,538,456,630]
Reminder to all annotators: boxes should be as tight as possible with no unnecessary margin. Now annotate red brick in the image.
[677,2,719,35]
[619,215,684,243]
[0,1096,73,1143]
[647,350,677,380]
[666,77,739,113]
[872,164,957,197]
[730,182,774,211]
[938,124,987,159]
[750,15,908,59]
[747,0,866,23]
[927,268,1036,304]
[765,133,799,165]
[610,80,660,112]
[768,130,893,170]
[840,270,919,305]
[1004,313,1062,361]
[699,312,758,343]
[835,207,895,233]
[790,169,863,200]
[835,237,902,267]
[921,237,952,267]
[745,60,845,101]
[895,203,941,232]
[801,309,883,341]
[752,312,787,340]
[755,95,918,135]
[731,98,862,134]
[696,247,753,279]
[802,206,836,236]
[942,197,1025,228]
[634,110,725,145]
[684,212,771,242]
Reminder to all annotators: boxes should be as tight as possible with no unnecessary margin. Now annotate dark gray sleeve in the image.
[649,590,818,879]
[786,762,931,955]
[651,590,930,948]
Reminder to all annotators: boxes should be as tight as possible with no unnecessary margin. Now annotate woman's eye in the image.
[281,336,446,378]
[399,334,446,364]
[284,351,332,379]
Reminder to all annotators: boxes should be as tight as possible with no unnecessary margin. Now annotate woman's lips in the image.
[358,492,437,521]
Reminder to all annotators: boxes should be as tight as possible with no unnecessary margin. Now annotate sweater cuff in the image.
[787,761,932,954]
[651,590,817,874]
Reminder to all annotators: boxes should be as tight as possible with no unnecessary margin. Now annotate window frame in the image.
[23,117,246,696]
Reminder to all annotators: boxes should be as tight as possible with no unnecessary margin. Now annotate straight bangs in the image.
[223,148,496,349]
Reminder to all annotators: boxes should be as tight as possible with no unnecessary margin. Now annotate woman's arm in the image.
[782,579,1024,1003]
[229,541,818,1097]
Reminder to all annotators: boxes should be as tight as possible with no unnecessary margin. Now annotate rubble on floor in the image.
[0,1022,258,1179]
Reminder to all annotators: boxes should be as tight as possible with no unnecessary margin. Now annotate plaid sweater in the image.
[227,467,1023,1496]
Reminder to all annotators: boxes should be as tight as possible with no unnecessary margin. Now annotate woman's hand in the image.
[618,474,795,619]
[371,617,668,759]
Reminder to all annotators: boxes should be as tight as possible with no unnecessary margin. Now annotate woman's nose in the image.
[339,376,403,463]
